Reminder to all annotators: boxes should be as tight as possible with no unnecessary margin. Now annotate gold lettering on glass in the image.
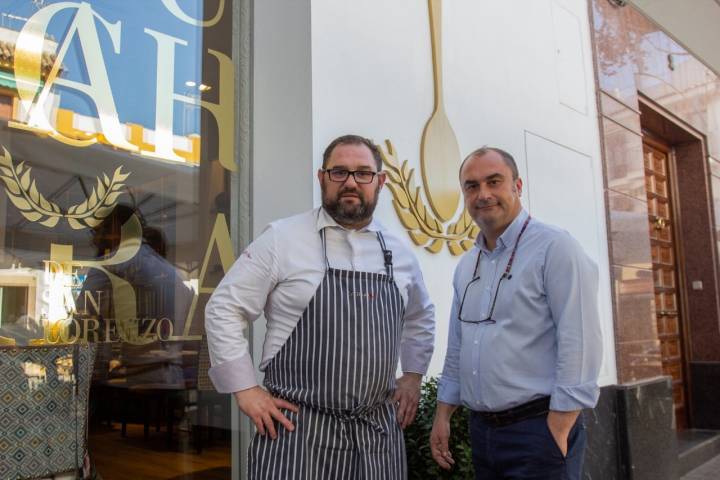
[3,1,236,349]
[176,213,234,340]
[58,318,81,344]
[141,318,158,342]
[103,319,116,343]
[81,290,103,316]
[82,317,100,343]
[144,28,236,170]
[11,2,137,151]
[161,0,225,27]
[157,317,174,341]
[47,214,148,344]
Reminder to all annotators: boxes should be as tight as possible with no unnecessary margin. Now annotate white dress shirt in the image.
[205,207,436,393]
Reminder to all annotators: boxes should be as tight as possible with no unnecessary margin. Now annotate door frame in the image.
[638,94,714,428]
[641,132,693,427]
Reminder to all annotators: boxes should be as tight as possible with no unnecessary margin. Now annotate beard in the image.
[322,184,380,226]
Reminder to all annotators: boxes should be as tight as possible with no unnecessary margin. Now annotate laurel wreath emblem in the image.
[0,146,130,229]
[379,139,479,255]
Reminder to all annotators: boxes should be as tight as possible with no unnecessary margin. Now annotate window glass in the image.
[0,1,235,477]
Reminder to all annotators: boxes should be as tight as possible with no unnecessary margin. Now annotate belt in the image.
[471,396,550,427]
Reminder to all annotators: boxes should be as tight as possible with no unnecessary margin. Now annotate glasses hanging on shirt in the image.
[458,216,531,324]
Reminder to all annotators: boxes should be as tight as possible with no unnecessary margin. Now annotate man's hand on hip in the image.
[234,386,299,439]
[430,402,457,470]
[546,409,580,457]
[393,372,422,429]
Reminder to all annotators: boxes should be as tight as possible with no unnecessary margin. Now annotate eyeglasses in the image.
[458,271,509,324]
[458,215,532,325]
[322,168,379,184]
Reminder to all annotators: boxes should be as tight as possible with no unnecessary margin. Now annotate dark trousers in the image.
[469,412,586,480]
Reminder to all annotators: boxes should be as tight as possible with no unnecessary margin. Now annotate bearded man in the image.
[205,134,435,479]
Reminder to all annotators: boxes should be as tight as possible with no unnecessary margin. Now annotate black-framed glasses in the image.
[322,168,379,184]
[458,215,532,325]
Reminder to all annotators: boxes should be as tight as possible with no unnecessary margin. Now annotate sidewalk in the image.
[681,454,720,480]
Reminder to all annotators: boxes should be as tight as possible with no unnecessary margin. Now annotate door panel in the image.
[644,140,688,429]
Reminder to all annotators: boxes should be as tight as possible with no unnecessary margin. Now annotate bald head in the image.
[459,147,519,182]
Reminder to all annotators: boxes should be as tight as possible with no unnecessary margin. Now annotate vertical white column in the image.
[238,0,314,478]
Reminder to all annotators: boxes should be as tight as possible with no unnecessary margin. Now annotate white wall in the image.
[309,0,617,386]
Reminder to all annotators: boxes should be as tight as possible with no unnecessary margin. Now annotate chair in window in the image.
[115,340,186,448]
[0,343,97,479]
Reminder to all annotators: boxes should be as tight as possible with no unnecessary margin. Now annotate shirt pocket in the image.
[492,258,543,321]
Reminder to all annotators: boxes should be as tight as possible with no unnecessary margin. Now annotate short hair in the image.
[460,146,519,180]
[322,134,383,171]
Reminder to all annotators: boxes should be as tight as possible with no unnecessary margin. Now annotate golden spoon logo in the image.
[381,0,477,255]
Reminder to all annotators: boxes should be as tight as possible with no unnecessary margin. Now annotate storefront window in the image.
[0,1,236,477]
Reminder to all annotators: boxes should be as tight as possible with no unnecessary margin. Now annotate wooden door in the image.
[644,140,688,429]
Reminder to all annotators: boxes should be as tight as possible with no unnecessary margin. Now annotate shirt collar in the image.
[315,207,382,233]
[476,208,529,253]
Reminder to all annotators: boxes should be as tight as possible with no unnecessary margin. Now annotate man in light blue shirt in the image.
[430,147,602,479]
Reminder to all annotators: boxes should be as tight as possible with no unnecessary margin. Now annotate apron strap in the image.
[319,228,394,280]
[376,232,394,281]
[319,229,332,270]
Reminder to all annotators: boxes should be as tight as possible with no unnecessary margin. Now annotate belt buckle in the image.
[475,398,550,428]
[495,413,513,427]
[486,412,507,427]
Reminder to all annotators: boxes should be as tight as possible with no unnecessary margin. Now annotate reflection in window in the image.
[0,0,235,477]
[55,353,74,383]
[21,360,46,390]
[0,285,29,327]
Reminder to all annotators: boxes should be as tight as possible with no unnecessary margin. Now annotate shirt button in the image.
[472,370,477,375]
[474,340,478,345]
[485,286,490,291]
[476,400,481,405]
[491,260,496,265]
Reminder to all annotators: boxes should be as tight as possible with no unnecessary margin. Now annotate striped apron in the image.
[248,230,407,479]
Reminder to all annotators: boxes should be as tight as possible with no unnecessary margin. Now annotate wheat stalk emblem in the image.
[379,140,478,255]
[0,146,130,229]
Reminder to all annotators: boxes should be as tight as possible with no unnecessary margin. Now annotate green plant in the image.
[405,377,475,479]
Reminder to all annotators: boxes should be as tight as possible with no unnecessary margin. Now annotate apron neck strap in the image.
[376,231,394,281]
[319,228,394,280]
[320,229,331,270]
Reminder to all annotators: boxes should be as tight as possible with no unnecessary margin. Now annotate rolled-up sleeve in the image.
[545,233,603,411]
[204,225,279,393]
[399,258,435,375]
[437,277,462,406]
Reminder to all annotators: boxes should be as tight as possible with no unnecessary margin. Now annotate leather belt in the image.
[471,396,551,427]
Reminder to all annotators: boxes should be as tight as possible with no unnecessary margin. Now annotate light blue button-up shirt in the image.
[437,209,602,412]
